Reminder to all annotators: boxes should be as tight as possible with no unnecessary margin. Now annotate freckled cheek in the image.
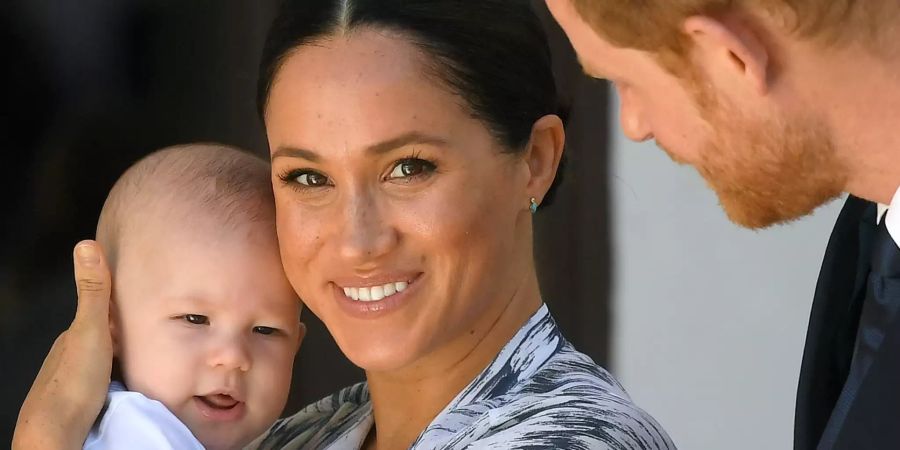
[275,203,330,301]
[400,188,500,275]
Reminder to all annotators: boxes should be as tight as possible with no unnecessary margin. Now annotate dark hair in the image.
[257,0,567,206]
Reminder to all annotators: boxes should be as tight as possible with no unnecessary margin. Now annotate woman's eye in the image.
[295,172,330,187]
[387,158,436,180]
[183,314,209,325]
[253,326,278,336]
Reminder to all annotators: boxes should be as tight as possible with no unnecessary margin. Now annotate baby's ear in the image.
[109,294,128,384]
[109,295,122,357]
[294,322,307,354]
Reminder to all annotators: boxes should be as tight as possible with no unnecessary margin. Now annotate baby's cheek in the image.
[122,355,186,409]
[272,350,296,406]
[121,326,200,409]
[253,345,295,415]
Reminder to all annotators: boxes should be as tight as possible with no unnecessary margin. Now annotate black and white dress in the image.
[250,304,675,449]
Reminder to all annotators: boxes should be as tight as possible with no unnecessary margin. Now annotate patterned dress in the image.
[249,305,675,449]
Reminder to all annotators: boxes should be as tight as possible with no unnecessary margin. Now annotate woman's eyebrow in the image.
[365,131,448,155]
[272,132,448,162]
[272,146,321,162]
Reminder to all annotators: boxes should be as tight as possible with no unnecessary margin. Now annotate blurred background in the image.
[0,1,844,449]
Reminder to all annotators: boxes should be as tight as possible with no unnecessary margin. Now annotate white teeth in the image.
[343,281,410,302]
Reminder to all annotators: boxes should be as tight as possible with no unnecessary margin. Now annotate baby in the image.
[84,144,303,450]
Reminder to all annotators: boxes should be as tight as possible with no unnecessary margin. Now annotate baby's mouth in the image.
[196,393,239,410]
[193,393,246,422]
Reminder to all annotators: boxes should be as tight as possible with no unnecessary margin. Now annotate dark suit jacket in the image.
[795,195,900,449]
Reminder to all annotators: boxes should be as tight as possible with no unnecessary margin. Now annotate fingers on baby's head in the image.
[96,143,275,269]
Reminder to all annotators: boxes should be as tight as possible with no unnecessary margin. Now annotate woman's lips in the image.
[332,273,422,319]
[193,394,246,422]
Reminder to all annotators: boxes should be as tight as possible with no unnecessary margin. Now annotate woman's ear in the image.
[524,114,565,205]
[682,14,771,96]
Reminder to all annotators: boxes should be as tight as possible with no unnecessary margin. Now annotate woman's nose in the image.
[206,334,252,372]
[338,190,398,264]
[617,85,653,143]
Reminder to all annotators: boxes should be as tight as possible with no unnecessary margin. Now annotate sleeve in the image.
[83,392,204,450]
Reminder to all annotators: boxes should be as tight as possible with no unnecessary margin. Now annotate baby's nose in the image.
[207,336,252,372]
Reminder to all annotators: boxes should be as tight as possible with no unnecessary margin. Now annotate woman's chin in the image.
[336,333,427,374]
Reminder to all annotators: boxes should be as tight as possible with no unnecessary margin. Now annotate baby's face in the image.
[112,221,302,450]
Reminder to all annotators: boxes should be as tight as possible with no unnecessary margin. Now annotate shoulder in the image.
[431,387,676,450]
[412,309,675,450]
[249,382,372,450]
[474,388,676,450]
[471,343,674,449]
[826,195,875,250]
[84,389,203,450]
[511,344,672,448]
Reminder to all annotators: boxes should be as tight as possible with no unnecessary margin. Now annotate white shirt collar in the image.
[878,185,900,248]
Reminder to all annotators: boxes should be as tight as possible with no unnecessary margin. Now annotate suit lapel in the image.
[832,250,900,448]
[795,196,876,450]
[832,306,900,448]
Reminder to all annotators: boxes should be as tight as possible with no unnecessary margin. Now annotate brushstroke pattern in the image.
[250,305,675,449]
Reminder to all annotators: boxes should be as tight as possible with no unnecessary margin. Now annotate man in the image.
[546,0,900,448]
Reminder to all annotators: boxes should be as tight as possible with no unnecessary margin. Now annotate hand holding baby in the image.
[13,241,114,450]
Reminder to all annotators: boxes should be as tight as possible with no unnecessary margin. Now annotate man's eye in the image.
[253,326,278,336]
[296,172,330,187]
[387,158,436,180]
[183,314,209,325]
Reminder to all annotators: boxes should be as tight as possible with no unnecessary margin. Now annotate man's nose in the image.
[617,85,653,142]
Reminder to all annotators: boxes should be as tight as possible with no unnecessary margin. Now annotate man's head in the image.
[547,0,900,228]
[97,144,303,450]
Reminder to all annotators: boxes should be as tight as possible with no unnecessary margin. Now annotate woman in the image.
[15,1,674,449]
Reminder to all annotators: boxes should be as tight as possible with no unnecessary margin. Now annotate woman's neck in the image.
[362,271,543,450]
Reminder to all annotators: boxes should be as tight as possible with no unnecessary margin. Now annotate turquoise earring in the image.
[529,197,539,214]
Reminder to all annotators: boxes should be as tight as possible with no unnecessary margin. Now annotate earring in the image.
[529,197,539,214]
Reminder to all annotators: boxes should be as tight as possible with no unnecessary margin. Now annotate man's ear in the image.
[523,114,565,206]
[683,15,771,95]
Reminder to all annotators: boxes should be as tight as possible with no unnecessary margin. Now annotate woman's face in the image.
[265,29,536,372]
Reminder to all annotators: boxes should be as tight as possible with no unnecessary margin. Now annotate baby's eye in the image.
[253,326,279,336]
[183,314,209,325]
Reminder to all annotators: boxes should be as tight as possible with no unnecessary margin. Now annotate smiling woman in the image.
[250,0,675,449]
[9,1,674,449]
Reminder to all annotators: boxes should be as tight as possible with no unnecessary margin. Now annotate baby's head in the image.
[97,144,302,450]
